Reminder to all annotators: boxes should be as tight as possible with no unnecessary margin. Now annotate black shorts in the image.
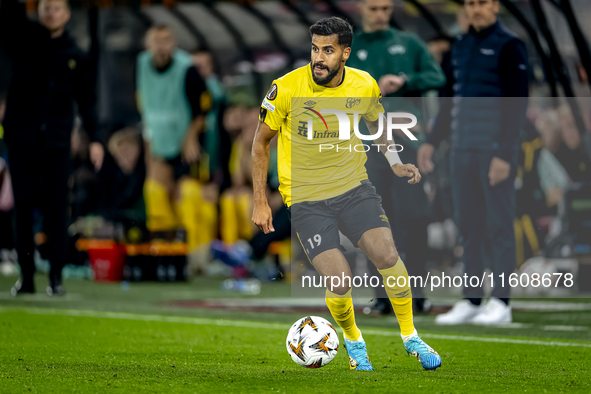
[165,155,191,181]
[288,180,391,262]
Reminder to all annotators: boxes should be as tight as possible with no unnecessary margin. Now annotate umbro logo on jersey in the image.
[304,100,316,107]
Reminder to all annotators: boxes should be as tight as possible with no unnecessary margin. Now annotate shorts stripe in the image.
[295,231,313,264]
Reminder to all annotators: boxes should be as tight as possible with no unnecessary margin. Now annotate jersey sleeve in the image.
[259,80,289,131]
[362,78,384,123]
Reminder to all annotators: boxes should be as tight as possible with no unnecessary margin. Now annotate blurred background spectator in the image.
[420,0,529,325]
[137,24,214,254]
[1,0,103,296]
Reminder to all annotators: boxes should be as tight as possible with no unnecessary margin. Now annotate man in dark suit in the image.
[0,0,103,295]
[418,0,529,325]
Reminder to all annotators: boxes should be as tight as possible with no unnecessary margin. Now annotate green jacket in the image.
[348,28,445,97]
[348,28,445,148]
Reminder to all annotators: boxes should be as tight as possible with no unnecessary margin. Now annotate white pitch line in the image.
[542,325,590,332]
[1,307,590,348]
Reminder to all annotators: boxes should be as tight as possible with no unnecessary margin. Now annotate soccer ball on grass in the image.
[286,316,339,368]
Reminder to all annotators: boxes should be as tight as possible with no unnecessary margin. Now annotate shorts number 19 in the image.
[308,234,322,249]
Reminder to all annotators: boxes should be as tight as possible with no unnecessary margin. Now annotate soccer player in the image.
[251,17,441,371]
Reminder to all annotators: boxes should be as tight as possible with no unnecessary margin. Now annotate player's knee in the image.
[328,284,351,297]
[373,250,399,271]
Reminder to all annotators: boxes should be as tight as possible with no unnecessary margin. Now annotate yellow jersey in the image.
[259,64,384,206]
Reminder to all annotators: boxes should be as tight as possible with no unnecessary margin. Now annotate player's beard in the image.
[311,62,340,86]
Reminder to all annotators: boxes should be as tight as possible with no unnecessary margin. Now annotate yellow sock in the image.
[325,288,361,341]
[220,193,239,244]
[198,200,218,246]
[175,180,211,251]
[144,179,178,232]
[236,192,253,240]
[379,258,415,336]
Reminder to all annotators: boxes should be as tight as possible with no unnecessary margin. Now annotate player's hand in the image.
[417,143,435,174]
[182,139,200,165]
[488,157,510,186]
[378,74,405,95]
[89,142,104,172]
[252,201,275,234]
[392,163,421,184]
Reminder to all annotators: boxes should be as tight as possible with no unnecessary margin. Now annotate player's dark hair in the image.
[309,17,354,48]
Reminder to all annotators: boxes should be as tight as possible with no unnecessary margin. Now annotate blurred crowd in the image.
[0,0,591,301]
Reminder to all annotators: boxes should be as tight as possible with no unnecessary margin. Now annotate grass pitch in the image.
[0,275,590,393]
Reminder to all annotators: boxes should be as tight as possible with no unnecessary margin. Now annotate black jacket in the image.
[429,20,529,163]
[0,0,97,148]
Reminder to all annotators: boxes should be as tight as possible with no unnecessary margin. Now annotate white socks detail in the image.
[401,329,418,342]
[345,333,365,343]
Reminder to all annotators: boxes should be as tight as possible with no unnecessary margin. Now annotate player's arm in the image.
[251,121,278,234]
[365,114,421,185]
[182,66,210,164]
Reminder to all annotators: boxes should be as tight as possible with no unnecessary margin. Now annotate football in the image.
[285,316,339,368]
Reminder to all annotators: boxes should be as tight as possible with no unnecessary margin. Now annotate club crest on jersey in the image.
[346,98,361,109]
[266,83,278,101]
